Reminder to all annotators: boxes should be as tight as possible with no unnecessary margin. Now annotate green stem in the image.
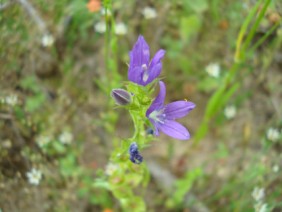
[241,0,271,53]
[250,21,281,52]
[234,0,263,62]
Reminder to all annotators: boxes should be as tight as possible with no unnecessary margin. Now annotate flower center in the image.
[149,109,166,124]
[142,64,149,82]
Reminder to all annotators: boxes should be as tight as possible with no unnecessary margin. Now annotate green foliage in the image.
[195,0,279,142]
[180,15,202,44]
[20,76,47,112]
[166,168,203,209]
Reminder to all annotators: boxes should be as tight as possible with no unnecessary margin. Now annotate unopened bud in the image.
[111,88,132,106]
[146,128,154,135]
[129,142,143,164]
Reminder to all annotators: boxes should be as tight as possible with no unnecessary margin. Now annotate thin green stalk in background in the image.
[194,0,273,144]
[234,0,263,62]
[250,21,281,52]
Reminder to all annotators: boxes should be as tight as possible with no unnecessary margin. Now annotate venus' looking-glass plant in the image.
[111,35,196,164]
[107,35,195,211]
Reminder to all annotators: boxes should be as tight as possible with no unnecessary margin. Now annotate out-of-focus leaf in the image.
[194,122,208,143]
[25,93,46,112]
[180,15,202,44]
[197,78,220,92]
[184,0,208,13]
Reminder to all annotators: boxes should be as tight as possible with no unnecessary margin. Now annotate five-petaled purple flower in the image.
[129,142,143,164]
[128,35,166,86]
[146,81,196,140]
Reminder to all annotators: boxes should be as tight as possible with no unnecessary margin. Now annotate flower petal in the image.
[158,120,190,140]
[148,118,160,136]
[164,101,196,119]
[146,81,166,116]
[145,63,162,85]
[129,35,150,68]
[128,66,143,84]
[149,49,165,68]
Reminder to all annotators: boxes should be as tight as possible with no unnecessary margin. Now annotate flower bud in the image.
[146,128,154,135]
[129,142,143,164]
[111,88,132,106]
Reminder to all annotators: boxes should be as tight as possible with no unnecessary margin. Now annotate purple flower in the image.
[128,35,166,86]
[129,142,143,164]
[146,81,196,140]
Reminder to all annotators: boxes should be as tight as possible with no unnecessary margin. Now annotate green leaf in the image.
[94,179,110,189]
[197,78,220,92]
[194,122,208,144]
[53,141,66,154]
[180,15,202,43]
[25,93,46,112]
[184,0,208,13]
[20,75,41,93]
[59,154,79,176]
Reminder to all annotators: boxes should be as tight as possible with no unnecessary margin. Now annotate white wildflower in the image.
[115,22,128,35]
[252,187,265,202]
[272,164,279,173]
[254,202,268,212]
[41,34,54,47]
[142,7,157,19]
[205,63,221,78]
[224,105,236,119]
[94,21,106,33]
[105,163,118,176]
[37,135,50,147]
[266,128,280,142]
[59,131,73,144]
[26,168,42,185]
[5,95,18,106]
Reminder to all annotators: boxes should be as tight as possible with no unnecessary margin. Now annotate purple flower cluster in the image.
[128,35,196,141]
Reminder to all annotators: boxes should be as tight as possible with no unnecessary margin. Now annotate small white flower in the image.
[272,164,279,173]
[115,22,128,35]
[26,168,42,185]
[37,135,50,147]
[94,21,106,33]
[224,105,236,119]
[59,131,73,144]
[254,202,268,212]
[142,7,157,19]
[252,187,265,202]
[205,63,221,78]
[5,95,18,106]
[41,34,54,47]
[266,128,280,142]
[105,163,118,176]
